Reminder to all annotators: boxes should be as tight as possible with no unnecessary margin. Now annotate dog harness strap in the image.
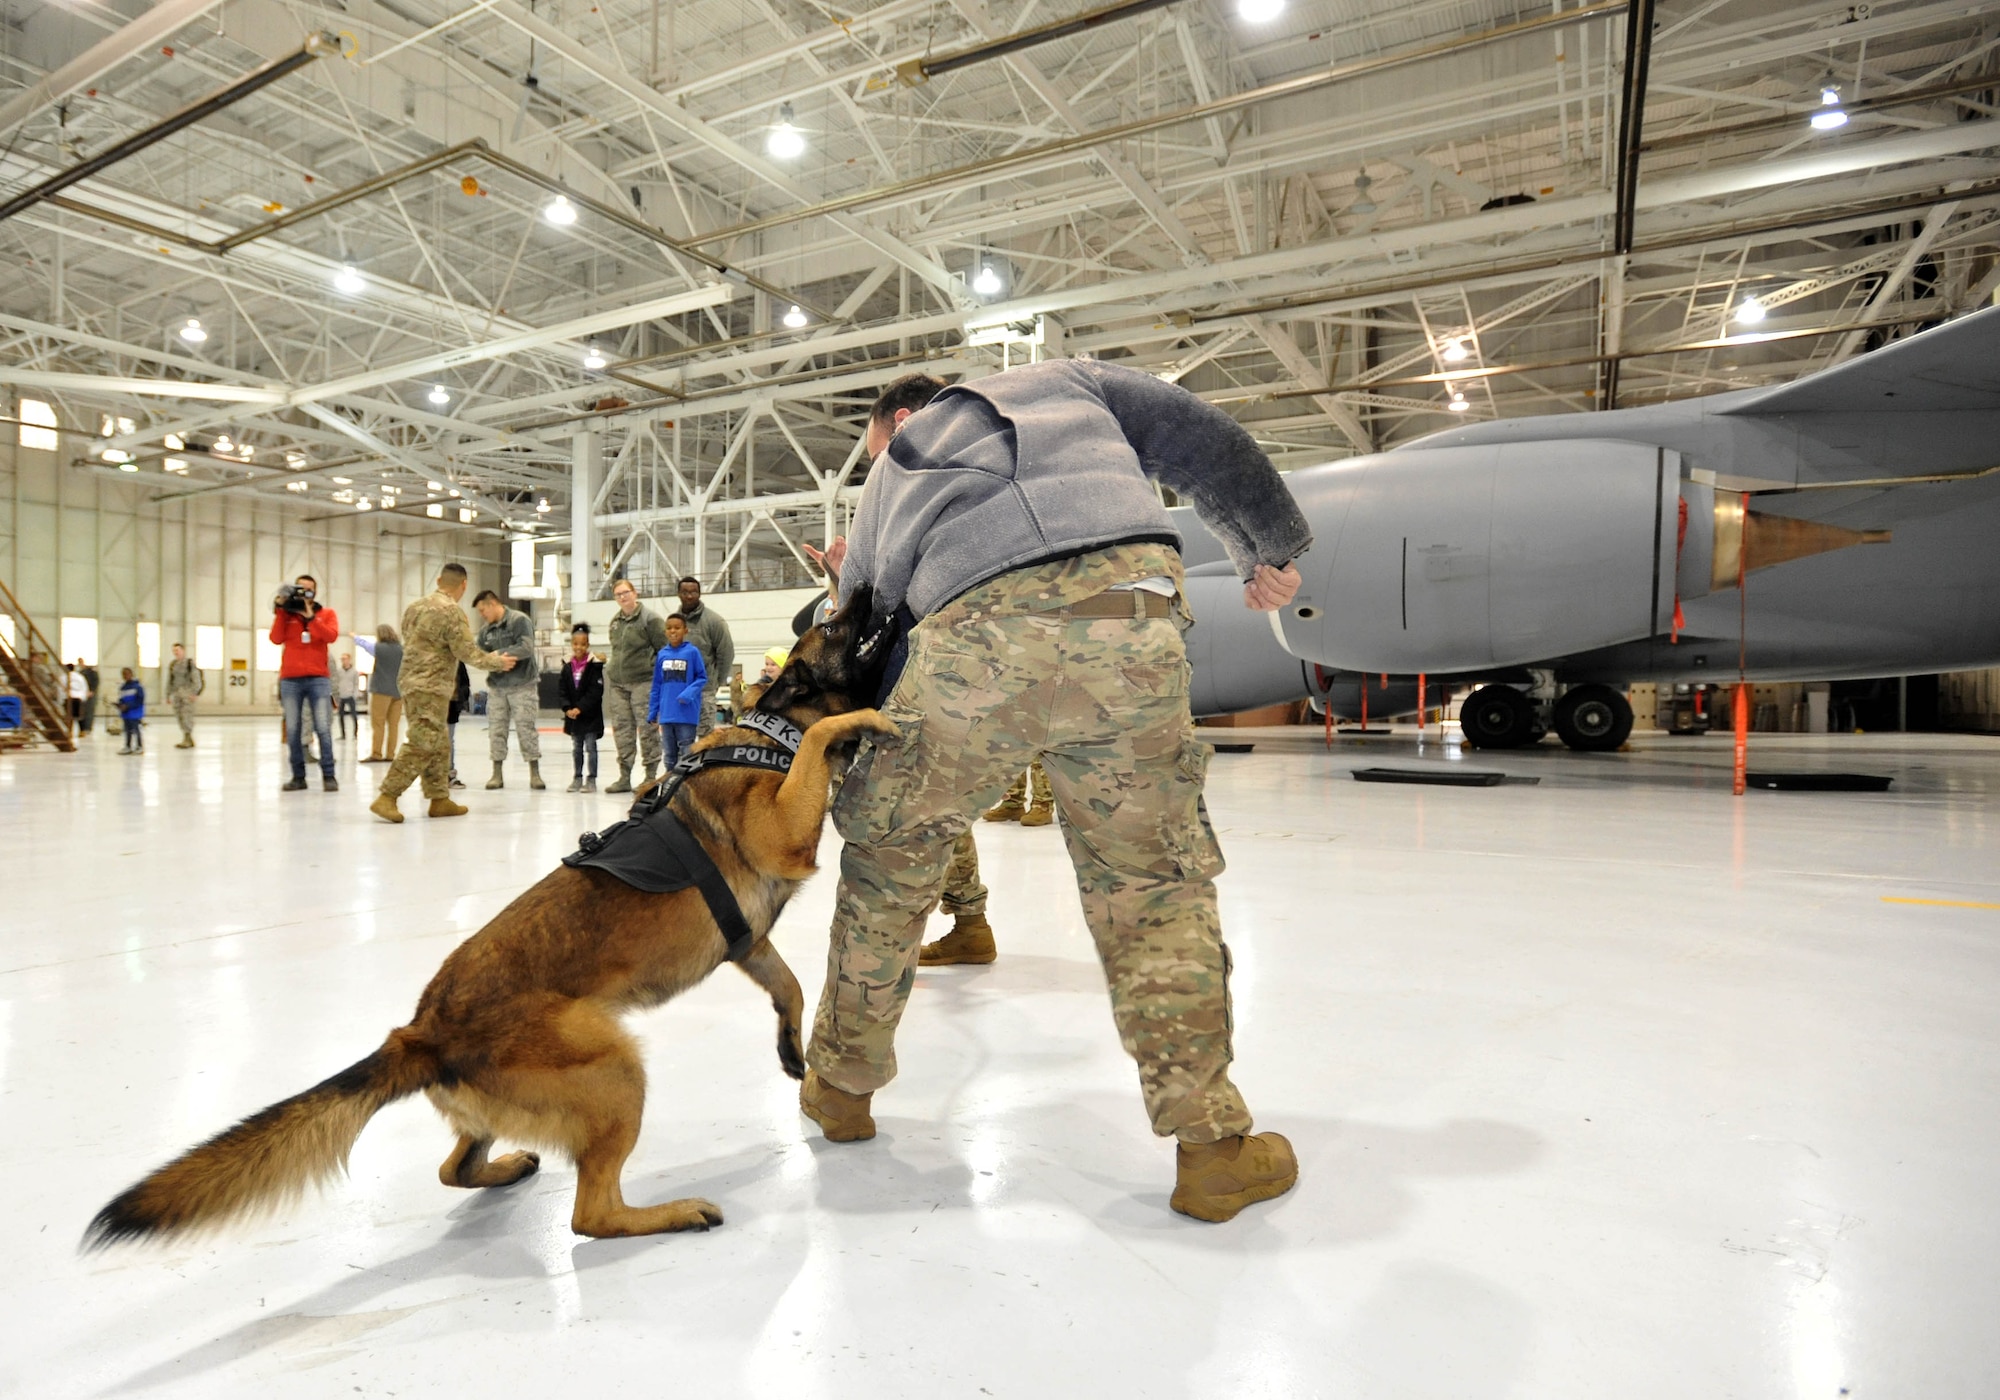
[735,710,804,750]
[652,811,757,962]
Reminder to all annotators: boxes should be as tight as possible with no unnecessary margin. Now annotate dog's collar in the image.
[734,710,803,752]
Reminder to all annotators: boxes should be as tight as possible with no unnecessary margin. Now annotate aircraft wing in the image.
[1719,303,2000,415]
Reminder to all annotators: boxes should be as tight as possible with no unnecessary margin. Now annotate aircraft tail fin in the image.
[1721,304,2000,415]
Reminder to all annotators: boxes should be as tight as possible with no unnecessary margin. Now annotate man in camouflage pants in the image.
[801,364,1311,1223]
[370,563,517,823]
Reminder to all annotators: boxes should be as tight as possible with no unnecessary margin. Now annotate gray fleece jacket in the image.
[839,359,1313,621]
[476,607,538,689]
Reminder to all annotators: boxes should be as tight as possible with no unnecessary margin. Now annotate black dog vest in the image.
[561,712,804,962]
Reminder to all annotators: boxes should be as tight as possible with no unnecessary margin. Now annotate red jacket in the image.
[269,606,340,679]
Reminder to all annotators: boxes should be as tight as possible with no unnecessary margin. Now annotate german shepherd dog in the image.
[85,590,893,1248]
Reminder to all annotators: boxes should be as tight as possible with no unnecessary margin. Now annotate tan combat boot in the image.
[369,793,404,824]
[920,914,997,965]
[800,1070,875,1142]
[982,796,1024,823]
[428,796,469,818]
[1019,802,1055,828]
[1170,1132,1298,1223]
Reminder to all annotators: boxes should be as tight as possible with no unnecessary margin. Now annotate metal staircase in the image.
[0,576,76,752]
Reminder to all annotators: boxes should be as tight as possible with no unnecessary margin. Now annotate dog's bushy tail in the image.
[83,1028,440,1250]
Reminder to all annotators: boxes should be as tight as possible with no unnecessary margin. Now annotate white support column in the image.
[572,430,601,600]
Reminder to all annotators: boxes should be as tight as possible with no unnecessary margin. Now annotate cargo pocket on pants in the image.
[1163,736,1227,882]
[832,706,926,845]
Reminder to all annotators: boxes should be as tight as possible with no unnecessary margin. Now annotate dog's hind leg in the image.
[548,1004,724,1239]
[438,1134,541,1189]
[735,938,806,1080]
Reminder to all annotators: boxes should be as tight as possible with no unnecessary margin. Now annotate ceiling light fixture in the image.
[542,193,578,226]
[536,498,552,513]
[1735,296,1766,325]
[178,317,207,343]
[766,103,806,160]
[331,476,353,485]
[972,264,1003,297]
[428,384,451,406]
[1441,338,1470,363]
[333,264,365,295]
[117,459,140,471]
[164,458,187,473]
[1448,391,1469,412]
[1348,172,1377,216]
[782,304,809,329]
[426,502,444,518]
[1237,0,1285,21]
[1811,87,1849,131]
[459,507,475,523]
[583,344,607,370]
[101,447,133,464]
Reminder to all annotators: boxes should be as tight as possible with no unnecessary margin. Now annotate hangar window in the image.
[18,399,58,451]
[194,626,224,671]
[61,617,98,666]
[137,622,161,669]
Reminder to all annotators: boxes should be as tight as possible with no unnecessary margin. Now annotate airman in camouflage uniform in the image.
[983,759,1054,825]
[798,361,1310,1224]
[916,829,995,965]
[370,564,516,823]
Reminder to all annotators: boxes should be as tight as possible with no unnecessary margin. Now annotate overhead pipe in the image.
[0,33,342,225]
[682,0,1626,249]
[895,0,1187,85]
[1602,0,1656,410]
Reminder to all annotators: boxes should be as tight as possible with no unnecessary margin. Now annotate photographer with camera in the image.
[269,574,341,792]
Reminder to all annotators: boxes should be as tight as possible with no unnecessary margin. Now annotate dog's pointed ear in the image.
[757,664,816,714]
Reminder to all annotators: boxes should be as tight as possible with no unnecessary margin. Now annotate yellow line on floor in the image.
[1882,897,2000,910]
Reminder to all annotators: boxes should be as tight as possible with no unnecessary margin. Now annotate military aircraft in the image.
[1178,303,2000,750]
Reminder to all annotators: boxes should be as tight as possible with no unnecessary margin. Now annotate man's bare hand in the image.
[803,537,847,581]
[497,655,518,670]
[1243,562,1302,612]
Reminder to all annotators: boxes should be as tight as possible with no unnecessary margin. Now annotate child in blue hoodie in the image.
[117,667,146,753]
[647,613,707,772]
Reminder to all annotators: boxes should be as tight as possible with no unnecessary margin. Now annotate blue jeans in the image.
[659,722,696,770]
[280,674,336,779]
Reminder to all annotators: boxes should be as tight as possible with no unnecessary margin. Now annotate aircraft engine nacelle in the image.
[1183,572,1310,716]
[1269,440,1681,673]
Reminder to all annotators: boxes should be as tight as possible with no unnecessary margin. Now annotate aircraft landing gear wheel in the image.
[1553,684,1634,752]
[1460,684,1538,749]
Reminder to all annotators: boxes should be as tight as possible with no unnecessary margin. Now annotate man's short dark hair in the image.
[296,573,317,589]
[471,589,501,607]
[438,562,468,583]
[868,374,946,430]
[678,576,700,590]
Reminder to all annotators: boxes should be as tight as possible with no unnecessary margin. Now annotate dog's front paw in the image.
[846,707,897,737]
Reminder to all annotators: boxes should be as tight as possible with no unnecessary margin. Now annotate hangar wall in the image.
[0,440,499,711]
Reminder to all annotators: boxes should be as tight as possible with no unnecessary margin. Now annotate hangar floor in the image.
[3,717,1997,1398]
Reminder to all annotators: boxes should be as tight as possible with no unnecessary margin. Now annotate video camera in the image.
[273,582,317,617]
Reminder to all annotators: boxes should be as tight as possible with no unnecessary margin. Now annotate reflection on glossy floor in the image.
[4,717,1999,1397]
